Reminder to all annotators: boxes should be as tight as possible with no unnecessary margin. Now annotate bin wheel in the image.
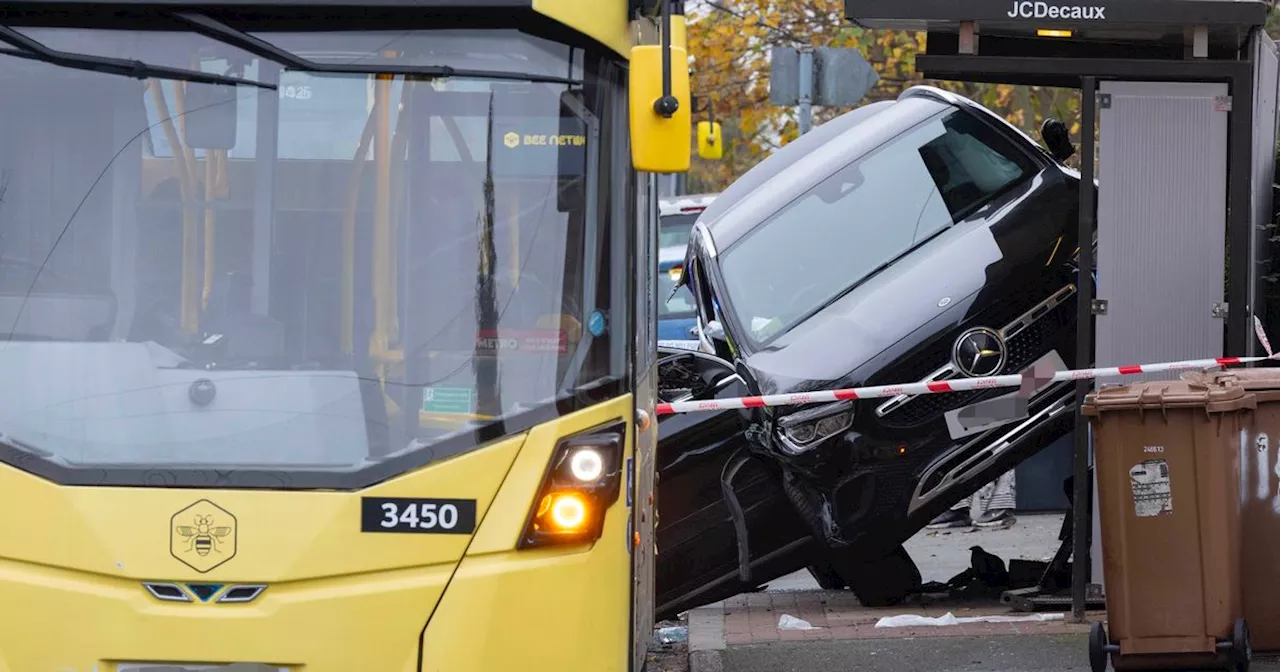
[1232,618,1251,672]
[1089,622,1109,672]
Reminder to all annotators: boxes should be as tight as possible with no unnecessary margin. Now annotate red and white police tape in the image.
[653,317,1280,417]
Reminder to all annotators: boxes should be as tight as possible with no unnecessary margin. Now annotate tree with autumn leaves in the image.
[685,0,1084,192]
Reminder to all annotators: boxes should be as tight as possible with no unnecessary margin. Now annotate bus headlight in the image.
[570,448,605,481]
[519,423,625,549]
[776,400,855,455]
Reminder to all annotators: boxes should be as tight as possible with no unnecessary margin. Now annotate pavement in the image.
[722,635,1280,672]
[674,512,1118,672]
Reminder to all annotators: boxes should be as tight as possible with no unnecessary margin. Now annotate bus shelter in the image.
[845,0,1277,620]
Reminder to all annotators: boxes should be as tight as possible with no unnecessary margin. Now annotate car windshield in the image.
[0,26,625,485]
[658,212,698,249]
[718,109,1034,345]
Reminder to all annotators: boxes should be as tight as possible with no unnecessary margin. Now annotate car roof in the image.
[693,100,895,232]
[695,86,1022,255]
[659,193,719,217]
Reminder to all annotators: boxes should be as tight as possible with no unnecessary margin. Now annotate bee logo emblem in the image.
[503,132,520,148]
[170,499,237,573]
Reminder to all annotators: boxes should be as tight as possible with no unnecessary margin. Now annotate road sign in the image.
[769,47,880,108]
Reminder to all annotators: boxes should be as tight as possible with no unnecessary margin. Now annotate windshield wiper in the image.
[0,24,276,89]
[172,12,580,85]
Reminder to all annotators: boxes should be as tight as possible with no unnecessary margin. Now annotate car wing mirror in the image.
[704,320,726,342]
[1039,118,1076,163]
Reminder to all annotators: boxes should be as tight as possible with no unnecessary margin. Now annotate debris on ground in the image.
[874,611,1066,628]
[777,614,821,630]
[654,625,688,644]
[648,618,689,672]
[910,544,1046,603]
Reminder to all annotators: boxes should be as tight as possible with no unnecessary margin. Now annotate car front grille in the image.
[875,285,1076,429]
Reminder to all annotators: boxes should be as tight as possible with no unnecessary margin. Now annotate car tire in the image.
[836,545,922,608]
[806,562,847,590]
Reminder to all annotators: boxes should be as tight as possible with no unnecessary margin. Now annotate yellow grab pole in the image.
[341,94,381,355]
[148,81,201,333]
[201,152,217,309]
[387,84,414,353]
[171,83,202,333]
[371,70,394,358]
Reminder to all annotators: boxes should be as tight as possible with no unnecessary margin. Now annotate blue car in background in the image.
[658,193,718,343]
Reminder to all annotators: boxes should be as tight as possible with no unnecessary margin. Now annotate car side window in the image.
[919,110,1036,220]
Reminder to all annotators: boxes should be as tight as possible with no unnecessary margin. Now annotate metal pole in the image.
[798,46,813,135]
[1228,64,1255,358]
[1071,75,1097,625]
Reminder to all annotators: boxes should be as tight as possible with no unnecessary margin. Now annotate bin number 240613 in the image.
[360,497,477,534]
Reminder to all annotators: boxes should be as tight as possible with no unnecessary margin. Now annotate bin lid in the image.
[1181,367,1280,393]
[1081,379,1255,416]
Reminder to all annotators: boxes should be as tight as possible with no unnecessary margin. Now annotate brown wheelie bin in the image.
[1184,368,1280,653]
[1082,379,1254,672]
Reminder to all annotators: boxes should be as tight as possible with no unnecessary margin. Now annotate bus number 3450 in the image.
[360,497,478,534]
[383,501,459,529]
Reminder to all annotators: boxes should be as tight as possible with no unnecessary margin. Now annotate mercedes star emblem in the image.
[951,327,1006,378]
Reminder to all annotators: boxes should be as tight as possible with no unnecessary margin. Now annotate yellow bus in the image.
[0,1,690,669]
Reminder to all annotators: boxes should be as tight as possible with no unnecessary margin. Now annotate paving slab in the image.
[689,512,1088,672]
[697,589,1095,647]
[721,634,1280,672]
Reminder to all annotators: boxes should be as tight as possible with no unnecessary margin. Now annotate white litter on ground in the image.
[874,612,1066,628]
[777,614,821,630]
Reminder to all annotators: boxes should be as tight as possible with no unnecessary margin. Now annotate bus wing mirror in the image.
[697,120,723,160]
[182,82,239,150]
[629,27,691,171]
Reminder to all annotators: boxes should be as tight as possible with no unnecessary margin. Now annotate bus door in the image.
[631,166,660,672]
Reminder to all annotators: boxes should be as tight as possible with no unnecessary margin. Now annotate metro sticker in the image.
[475,329,568,354]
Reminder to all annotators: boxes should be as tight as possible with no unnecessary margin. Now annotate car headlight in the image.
[776,400,855,455]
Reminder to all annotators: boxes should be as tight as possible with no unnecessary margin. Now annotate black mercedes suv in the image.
[654,85,1093,619]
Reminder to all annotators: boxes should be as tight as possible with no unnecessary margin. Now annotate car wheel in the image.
[806,562,847,590]
[836,545,922,608]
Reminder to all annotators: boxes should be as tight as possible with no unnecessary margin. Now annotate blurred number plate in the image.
[943,350,1066,440]
[360,497,477,534]
[116,660,289,665]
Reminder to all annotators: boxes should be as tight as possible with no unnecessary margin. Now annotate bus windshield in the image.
[0,27,627,487]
